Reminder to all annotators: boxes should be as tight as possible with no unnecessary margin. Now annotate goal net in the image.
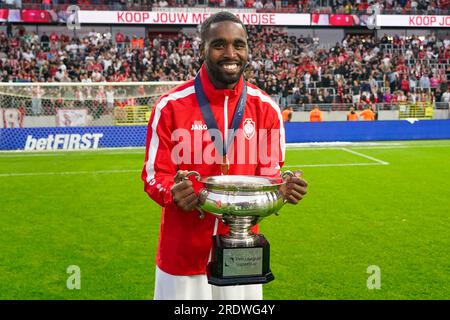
[0,81,182,127]
[0,81,181,151]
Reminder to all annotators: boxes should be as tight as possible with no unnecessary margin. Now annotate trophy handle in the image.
[184,170,201,181]
[182,171,206,219]
[281,170,294,180]
[281,170,295,206]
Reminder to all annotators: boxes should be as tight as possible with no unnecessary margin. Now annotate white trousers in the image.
[154,266,263,300]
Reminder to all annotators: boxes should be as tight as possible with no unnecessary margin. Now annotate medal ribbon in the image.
[194,73,247,170]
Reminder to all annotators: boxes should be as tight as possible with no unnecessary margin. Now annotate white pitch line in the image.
[284,162,386,168]
[0,169,139,177]
[287,143,450,151]
[0,150,145,157]
[0,146,145,156]
[1,142,450,156]
[0,162,389,176]
[345,144,450,150]
[340,148,390,165]
[286,141,405,148]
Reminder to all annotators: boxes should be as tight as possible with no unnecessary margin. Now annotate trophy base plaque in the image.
[207,234,274,286]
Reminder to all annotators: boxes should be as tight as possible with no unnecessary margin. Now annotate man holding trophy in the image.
[141,12,308,300]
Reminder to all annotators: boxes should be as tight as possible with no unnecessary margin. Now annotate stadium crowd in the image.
[0,24,448,110]
[1,0,449,14]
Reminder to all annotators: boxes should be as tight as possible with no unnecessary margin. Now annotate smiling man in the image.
[201,17,248,89]
[142,12,308,300]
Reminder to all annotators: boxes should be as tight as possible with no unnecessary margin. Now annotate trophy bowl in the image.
[197,174,288,218]
[184,171,294,286]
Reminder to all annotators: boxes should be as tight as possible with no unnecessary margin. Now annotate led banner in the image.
[0,8,309,25]
[310,13,450,28]
[77,11,310,26]
[376,14,450,27]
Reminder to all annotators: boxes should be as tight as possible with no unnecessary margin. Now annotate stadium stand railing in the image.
[289,101,438,114]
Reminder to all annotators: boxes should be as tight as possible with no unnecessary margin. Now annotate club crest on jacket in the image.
[243,118,255,140]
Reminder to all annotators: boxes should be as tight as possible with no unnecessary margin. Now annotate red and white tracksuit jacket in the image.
[141,65,285,276]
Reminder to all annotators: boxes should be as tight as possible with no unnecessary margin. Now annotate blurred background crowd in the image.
[0,24,448,109]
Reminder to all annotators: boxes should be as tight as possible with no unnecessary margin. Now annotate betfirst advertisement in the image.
[0,126,147,151]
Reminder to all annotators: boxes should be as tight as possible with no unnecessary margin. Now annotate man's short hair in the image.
[200,11,247,45]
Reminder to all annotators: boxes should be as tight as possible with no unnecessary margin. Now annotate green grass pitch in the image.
[1,140,449,299]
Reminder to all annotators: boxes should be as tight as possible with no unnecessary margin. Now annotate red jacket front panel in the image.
[141,65,285,275]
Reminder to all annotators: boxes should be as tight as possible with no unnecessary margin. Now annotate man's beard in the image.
[205,59,247,87]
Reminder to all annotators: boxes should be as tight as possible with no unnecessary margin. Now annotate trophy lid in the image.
[199,175,285,191]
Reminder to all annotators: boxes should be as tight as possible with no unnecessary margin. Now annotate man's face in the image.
[201,21,248,89]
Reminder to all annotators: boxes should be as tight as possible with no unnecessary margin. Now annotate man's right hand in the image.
[170,170,199,212]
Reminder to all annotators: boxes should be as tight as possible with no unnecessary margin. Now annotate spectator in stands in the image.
[115,31,125,51]
[235,0,244,8]
[441,89,450,103]
[419,73,431,89]
[430,74,440,89]
[282,106,293,123]
[399,75,409,93]
[309,104,323,122]
[49,31,59,46]
[264,0,275,10]
[253,0,263,9]
[279,80,290,108]
[40,32,49,49]
[31,85,44,115]
[387,70,398,93]
[368,75,379,96]
[158,0,169,7]
[359,105,376,121]
[347,107,359,121]
[398,90,407,104]
[351,79,361,105]
[407,91,417,104]
[266,78,280,104]
[409,74,417,93]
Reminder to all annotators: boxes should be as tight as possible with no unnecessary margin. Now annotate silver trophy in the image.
[185,171,294,286]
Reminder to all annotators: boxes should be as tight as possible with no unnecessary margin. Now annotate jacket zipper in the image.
[224,95,229,152]
[209,96,229,244]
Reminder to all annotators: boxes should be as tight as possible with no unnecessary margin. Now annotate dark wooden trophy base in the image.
[207,234,274,286]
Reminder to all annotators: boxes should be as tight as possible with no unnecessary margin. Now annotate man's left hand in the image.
[281,170,308,204]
